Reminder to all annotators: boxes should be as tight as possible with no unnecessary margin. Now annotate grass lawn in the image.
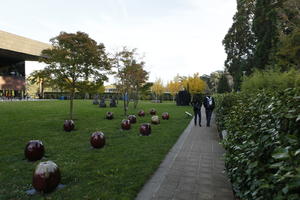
[0,100,192,200]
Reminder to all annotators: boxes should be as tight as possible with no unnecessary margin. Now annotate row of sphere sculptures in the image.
[24,108,169,194]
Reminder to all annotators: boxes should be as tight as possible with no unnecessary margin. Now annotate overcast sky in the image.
[1,0,236,84]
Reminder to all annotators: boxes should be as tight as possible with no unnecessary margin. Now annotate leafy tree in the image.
[166,80,182,101]
[223,0,299,89]
[276,28,300,69]
[27,70,52,99]
[77,80,105,98]
[114,47,148,114]
[129,62,148,108]
[182,73,206,95]
[217,73,231,93]
[151,78,165,101]
[200,74,212,91]
[139,82,153,100]
[40,31,111,119]
[209,71,223,92]
[252,0,280,69]
[223,0,256,90]
[275,0,300,69]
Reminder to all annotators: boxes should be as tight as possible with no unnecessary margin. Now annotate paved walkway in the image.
[136,109,234,200]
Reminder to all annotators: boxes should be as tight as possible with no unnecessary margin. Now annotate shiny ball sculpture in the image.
[162,112,170,120]
[128,115,137,124]
[32,161,61,193]
[106,112,114,120]
[25,140,45,161]
[63,120,75,132]
[149,108,156,115]
[90,132,106,149]
[138,110,145,117]
[121,119,131,130]
[151,115,160,125]
[140,123,152,136]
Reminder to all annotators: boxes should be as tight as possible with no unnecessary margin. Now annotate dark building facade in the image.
[0,30,50,98]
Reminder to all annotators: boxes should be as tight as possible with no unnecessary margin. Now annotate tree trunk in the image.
[70,91,74,120]
[41,81,44,99]
[123,93,127,116]
[126,94,130,112]
[133,90,139,109]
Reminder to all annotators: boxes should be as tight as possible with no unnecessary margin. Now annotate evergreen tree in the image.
[217,74,231,93]
[252,0,280,69]
[223,0,256,90]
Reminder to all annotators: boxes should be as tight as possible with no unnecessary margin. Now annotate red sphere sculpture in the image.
[25,140,45,161]
[138,110,145,117]
[121,119,131,130]
[150,108,156,115]
[63,120,75,132]
[32,161,61,193]
[151,115,160,125]
[162,112,170,120]
[128,115,137,124]
[90,132,106,149]
[140,123,151,136]
[106,112,114,120]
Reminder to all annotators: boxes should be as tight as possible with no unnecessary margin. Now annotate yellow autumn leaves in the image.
[151,73,206,98]
[181,73,206,95]
[151,78,165,97]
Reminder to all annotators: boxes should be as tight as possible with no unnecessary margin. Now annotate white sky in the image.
[1,0,236,84]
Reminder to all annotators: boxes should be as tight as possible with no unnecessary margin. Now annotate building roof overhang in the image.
[0,30,51,61]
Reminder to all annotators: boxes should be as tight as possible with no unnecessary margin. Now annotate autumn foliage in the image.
[182,73,206,95]
[151,78,165,100]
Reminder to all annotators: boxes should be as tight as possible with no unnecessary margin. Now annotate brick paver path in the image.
[136,109,234,200]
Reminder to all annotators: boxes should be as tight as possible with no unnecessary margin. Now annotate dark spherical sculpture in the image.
[128,115,137,124]
[121,119,131,130]
[90,132,106,149]
[32,161,61,193]
[63,120,75,132]
[140,123,152,136]
[138,110,145,117]
[24,140,45,161]
[162,112,170,120]
[106,112,114,120]
[151,115,160,125]
[149,108,156,115]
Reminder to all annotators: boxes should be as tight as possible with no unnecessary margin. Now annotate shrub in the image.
[216,88,300,200]
[214,93,239,132]
[241,68,300,92]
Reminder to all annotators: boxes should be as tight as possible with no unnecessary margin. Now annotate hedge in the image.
[215,88,300,200]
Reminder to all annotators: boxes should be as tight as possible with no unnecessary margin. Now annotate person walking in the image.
[203,93,215,127]
[191,94,202,126]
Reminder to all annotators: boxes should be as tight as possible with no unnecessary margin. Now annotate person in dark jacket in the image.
[203,93,215,127]
[191,94,202,126]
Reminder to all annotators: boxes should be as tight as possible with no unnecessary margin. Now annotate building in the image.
[0,30,50,98]
[104,84,117,93]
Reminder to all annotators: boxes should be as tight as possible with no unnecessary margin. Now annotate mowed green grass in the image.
[0,100,192,200]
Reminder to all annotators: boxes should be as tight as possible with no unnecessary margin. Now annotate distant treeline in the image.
[44,92,174,101]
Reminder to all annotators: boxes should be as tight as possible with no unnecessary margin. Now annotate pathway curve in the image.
[136,109,234,200]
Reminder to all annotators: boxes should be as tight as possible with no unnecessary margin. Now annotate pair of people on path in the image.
[191,93,215,127]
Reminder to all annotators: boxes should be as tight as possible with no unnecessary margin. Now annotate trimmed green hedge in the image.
[215,88,300,200]
[214,93,239,132]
